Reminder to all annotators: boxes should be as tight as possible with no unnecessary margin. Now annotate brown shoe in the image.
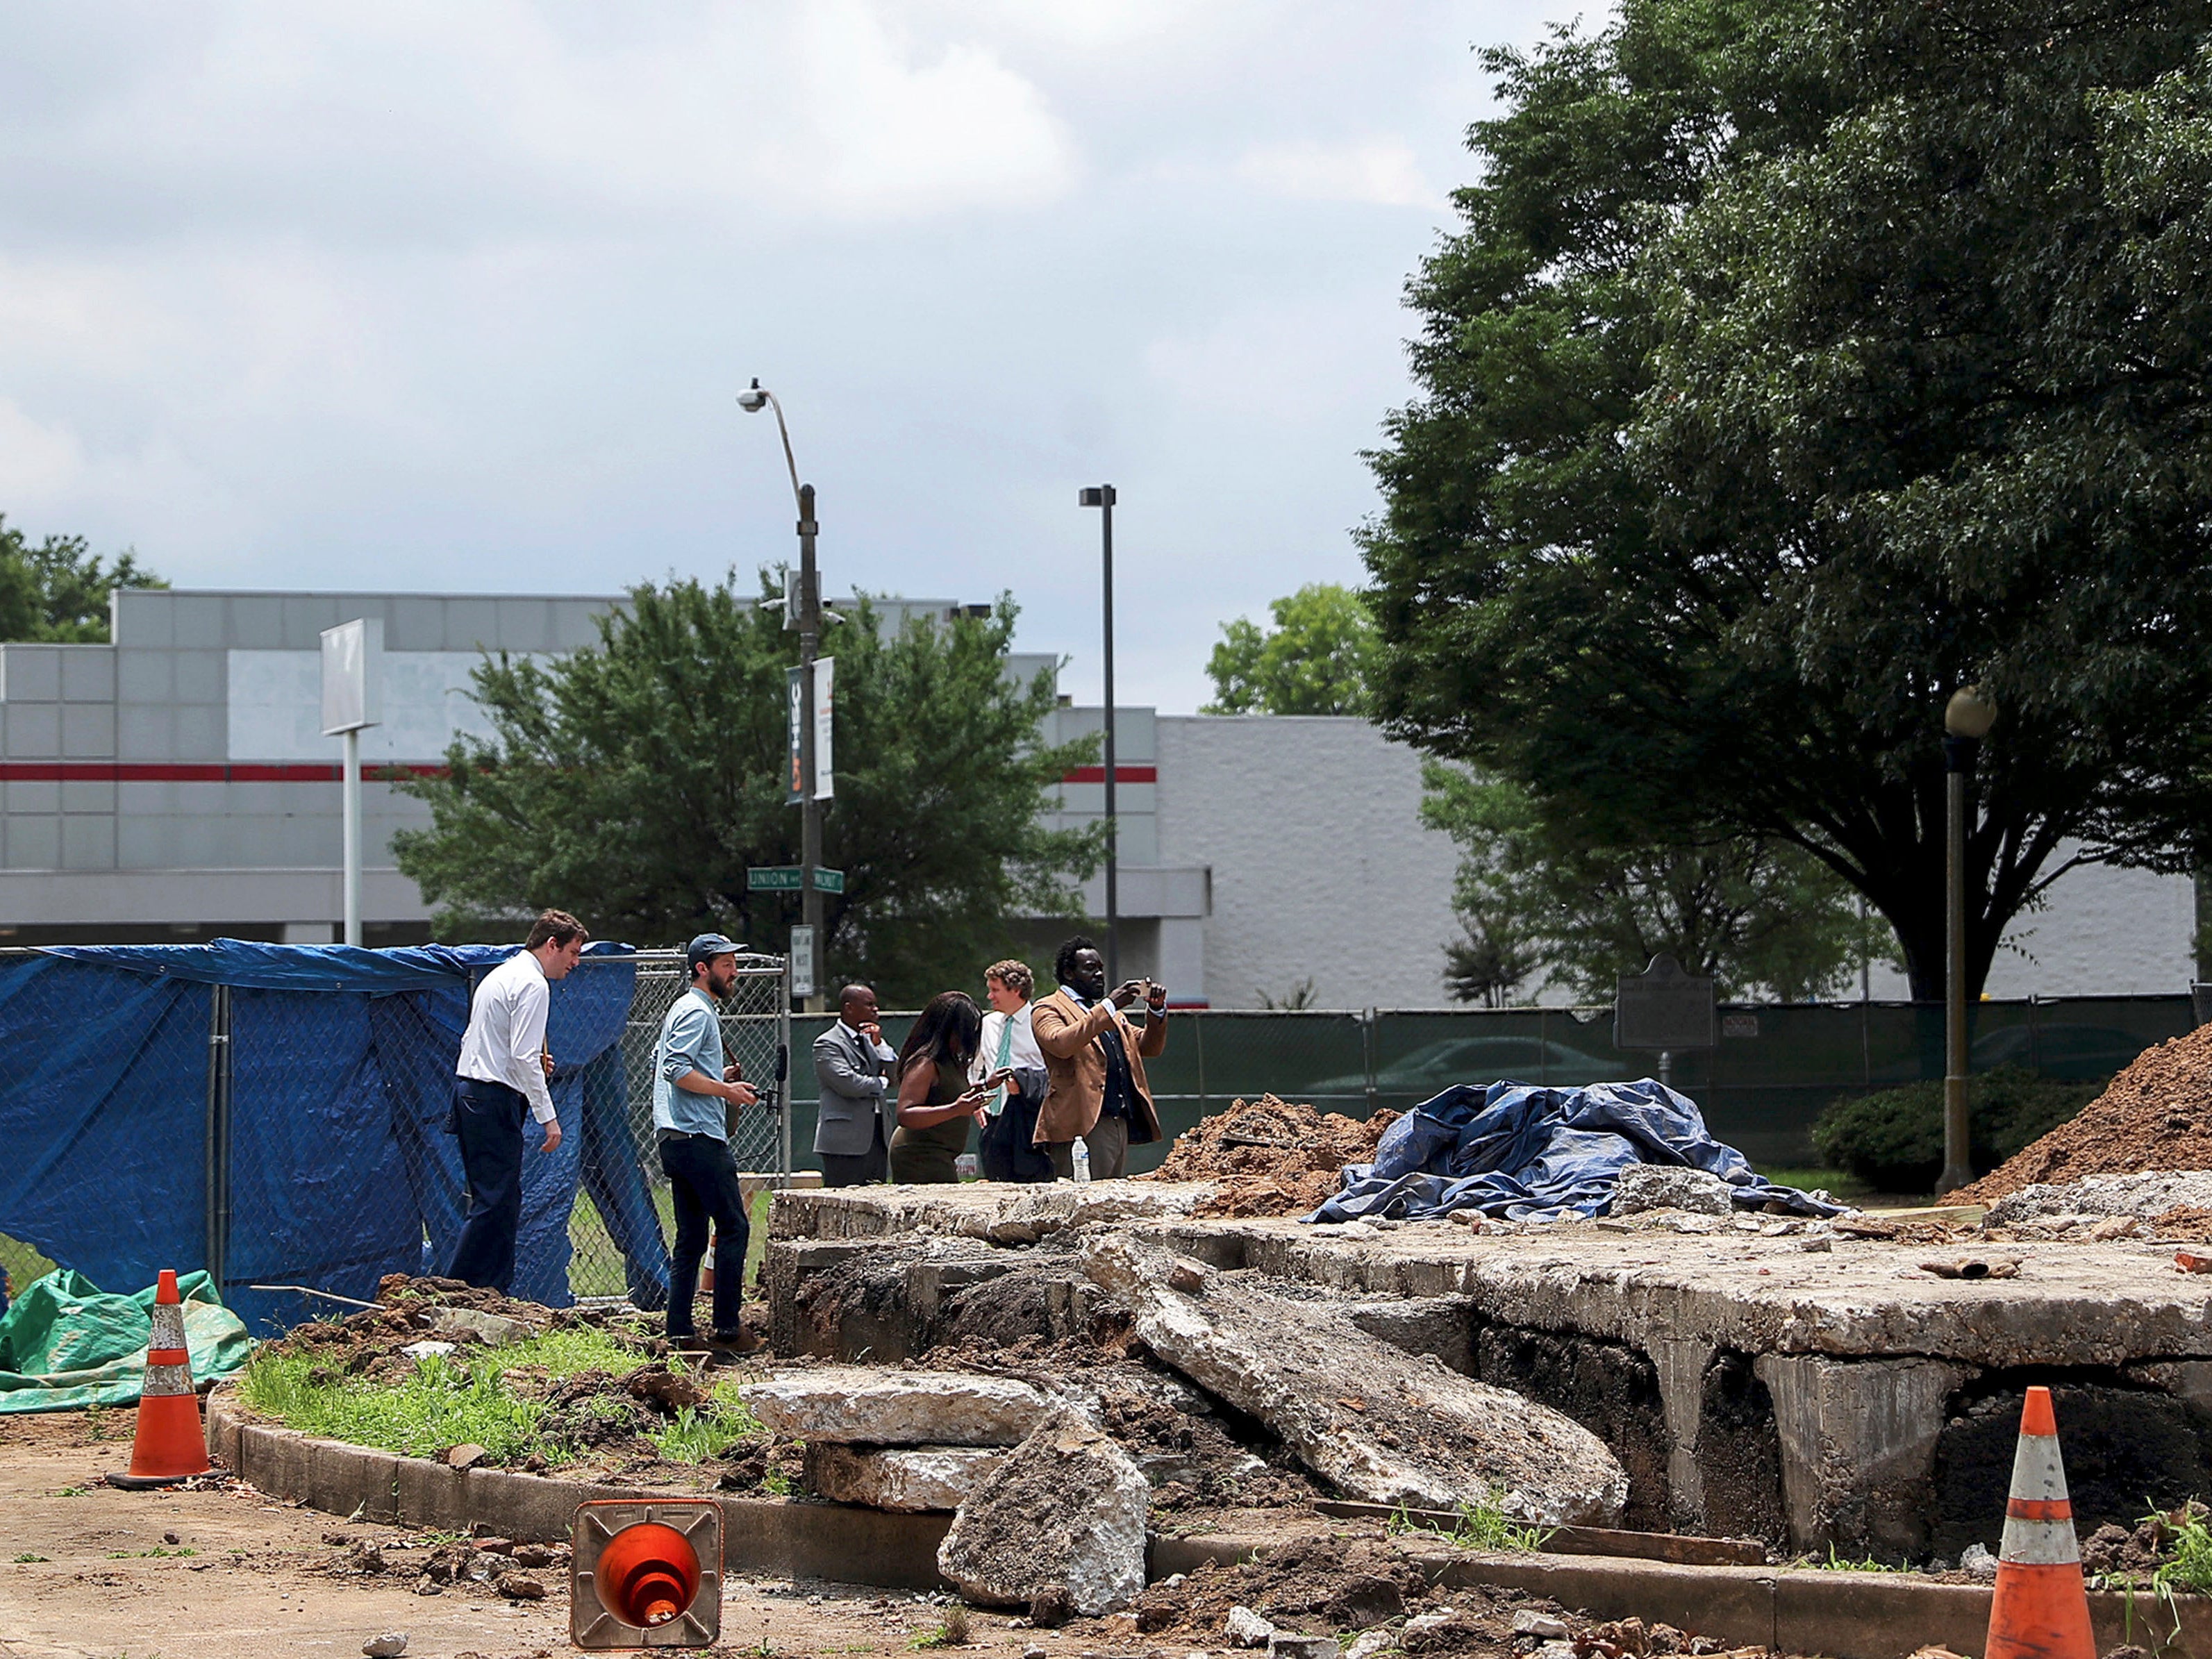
[708,1327,764,1355]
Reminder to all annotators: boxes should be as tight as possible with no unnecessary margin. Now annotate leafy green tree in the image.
[1202,583,1379,716]
[1361,0,2212,1000]
[391,574,1101,1006]
[0,516,163,642]
[1425,765,1886,1004]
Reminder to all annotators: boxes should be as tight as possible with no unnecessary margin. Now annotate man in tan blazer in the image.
[1029,934,1167,1179]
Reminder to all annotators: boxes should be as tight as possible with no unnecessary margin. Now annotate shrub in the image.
[1810,1065,2102,1192]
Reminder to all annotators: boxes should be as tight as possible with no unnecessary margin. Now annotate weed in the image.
[239,1322,667,1465]
[13,1553,47,1562]
[912,1606,972,1648]
[106,1547,195,1558]
[1812,1545,1909,1572]
[762,1470,795,1497]
[1385,1495,1552,1553]
[647,1401,763,1463]
[53,1485,88,1498]
[83,1403,108,1441]
[2152,1508,2212,1597]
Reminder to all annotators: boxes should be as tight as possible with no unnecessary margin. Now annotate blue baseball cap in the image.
[686,932,742,969]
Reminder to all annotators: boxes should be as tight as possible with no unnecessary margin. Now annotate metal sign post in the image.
[319,619,383,947]
[790,926,817,1001]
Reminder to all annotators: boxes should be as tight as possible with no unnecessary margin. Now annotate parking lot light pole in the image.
[1079,485,1119,985]
[1938,684,1997,1195]
[740,380,826,1012]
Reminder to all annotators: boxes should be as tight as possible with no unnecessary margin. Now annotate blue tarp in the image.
[0,940,663,1333]
[1308,1078,1842,1224]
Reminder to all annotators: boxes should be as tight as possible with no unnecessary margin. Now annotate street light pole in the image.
[1937,685,1997,1195]
[1079,485,1119,985]
[741,381,826,1013]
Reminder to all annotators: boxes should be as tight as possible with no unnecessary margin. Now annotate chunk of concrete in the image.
[1613,1166,1735,1217]
[740,1367,1054,1447]
[938,1414,1149,1615]
[1082,1236,1627,1526]
[1753,1352,1966,1558]
[1226,1606,1277,1648]
[805,1444,1005,1512]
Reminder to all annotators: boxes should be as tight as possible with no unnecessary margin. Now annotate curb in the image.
[204,1389,951,1590]
[210,1392,2212,1658]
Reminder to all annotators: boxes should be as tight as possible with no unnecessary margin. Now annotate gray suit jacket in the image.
[813,1021,899,1157]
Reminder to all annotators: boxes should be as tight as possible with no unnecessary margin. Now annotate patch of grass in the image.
[53,1485,88,1497]
[1386,1496,1552,1553]
[240,1322,718,1465]
[645,1395,763,1464]
[83,1403,110,1442]
[106,1547,195,1558]
[14,1553,47,1562]
[1756,1166,1873,1204]
[1815,1549,1897,1573]
[912,1606,972,1648]
[762,1469,795,1497]
[2152,1508,2212,1597]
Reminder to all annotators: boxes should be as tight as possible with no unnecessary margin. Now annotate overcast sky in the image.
[1,2,1590,712]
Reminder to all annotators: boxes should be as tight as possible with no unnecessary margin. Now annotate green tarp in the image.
[0,1269,252,1414]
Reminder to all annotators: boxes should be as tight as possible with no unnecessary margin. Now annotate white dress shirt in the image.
[972,1003,1043,1115]
[456,951,558,1124]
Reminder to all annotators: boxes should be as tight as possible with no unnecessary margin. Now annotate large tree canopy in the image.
[392,576,1100,1005]
[0,516,163,642]
[1363,0,2212,999]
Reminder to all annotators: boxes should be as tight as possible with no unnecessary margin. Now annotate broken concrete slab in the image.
[805,1444,1005,1512]
[740,1367,1054,1447]
[1613,1167,1735,1217]
[771,1181,1217,1247]
[1082,1235,1628,1526]
[1754,1353,1966,1560]
[938,1414,1149,1615]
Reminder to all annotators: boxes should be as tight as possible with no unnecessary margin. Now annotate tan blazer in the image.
[1029,989,1166,1147]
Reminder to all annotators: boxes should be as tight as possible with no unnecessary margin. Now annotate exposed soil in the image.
[1136,1094,1397,1217]
[1131,1531,1772,1656]
[1955,1027,2212,1202]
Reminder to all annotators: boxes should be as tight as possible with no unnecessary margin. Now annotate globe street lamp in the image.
[740,379,826,1012]
[1936,684,1997,1194]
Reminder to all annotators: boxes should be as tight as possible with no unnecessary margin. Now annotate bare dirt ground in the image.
[0,1411,1149,1659]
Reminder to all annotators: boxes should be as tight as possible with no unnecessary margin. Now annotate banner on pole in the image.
[784,666,804,805]
[813,656,835,800]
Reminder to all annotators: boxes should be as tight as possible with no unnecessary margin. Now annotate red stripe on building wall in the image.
[1058,766,1157,785]
[0,762,447,783]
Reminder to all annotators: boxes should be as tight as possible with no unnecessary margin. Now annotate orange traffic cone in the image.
[108,1269,212,1490]
[1984,1385,2095,1659]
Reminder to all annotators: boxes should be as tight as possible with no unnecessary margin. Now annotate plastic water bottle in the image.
[1072,1137,1092,1183]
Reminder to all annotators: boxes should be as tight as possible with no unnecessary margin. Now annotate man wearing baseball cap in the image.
[653,932,763,1353]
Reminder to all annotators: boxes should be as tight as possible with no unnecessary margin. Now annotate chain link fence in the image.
[769,994,2199,1176]
[0,945,789,1330]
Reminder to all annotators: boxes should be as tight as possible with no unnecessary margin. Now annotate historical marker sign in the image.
[1614,954,1718,1052]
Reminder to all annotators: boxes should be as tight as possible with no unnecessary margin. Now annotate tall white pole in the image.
[342,726,362,947]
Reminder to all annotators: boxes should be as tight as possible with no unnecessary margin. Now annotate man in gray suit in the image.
[813,982,900,1187]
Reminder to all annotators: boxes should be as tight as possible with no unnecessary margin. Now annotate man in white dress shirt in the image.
[448,908,588,1290]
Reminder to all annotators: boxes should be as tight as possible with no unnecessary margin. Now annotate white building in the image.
[0,585,2193,1005]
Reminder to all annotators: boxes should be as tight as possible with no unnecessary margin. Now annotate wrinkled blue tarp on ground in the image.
[1308,1078,1842,1224]
[1,940,667,1333]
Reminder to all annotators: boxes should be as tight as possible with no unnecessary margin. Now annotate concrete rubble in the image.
[1986,1170,2212,1227]
[1612,1166,1736,1217]
[739,1367,1056,1446]
[1081,1234,1629,1525]
[804,1444,1004,1512]
[936,1412,1150,1615]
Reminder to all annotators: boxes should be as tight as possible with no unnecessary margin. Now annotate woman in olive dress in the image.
[888,990,1000,1183]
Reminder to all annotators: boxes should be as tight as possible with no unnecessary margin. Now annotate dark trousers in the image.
[659,1133,748,1339]
[979,1092,1054,1183]
[1045,1112,1130,1181]
[447,1078,527,1291]
[819,1117,888,1188]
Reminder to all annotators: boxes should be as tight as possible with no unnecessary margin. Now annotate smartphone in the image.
[982,1067,1017,1087]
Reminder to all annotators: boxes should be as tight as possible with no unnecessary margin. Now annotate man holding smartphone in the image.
[1029,934,1167,1180]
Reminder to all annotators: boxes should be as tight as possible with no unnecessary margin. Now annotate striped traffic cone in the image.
[1984,1385,2095,1659]
[108,1270,212,1490]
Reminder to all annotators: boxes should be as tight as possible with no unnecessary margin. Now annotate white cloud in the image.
[1236,139,1444,210]
[0,402,86,501]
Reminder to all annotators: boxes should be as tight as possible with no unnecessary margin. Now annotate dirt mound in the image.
[1137,1094,1396,1217]
[1954,1027,2212,1203]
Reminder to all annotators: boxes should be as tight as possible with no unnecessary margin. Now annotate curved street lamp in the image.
[1936,684,1997,1194]
[740,379,825,1013]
